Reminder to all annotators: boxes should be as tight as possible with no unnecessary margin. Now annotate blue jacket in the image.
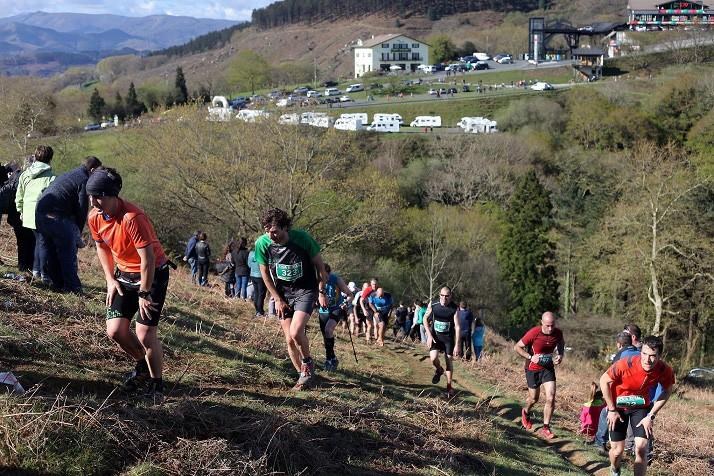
[184,235,198,259]
[36,165,91,230]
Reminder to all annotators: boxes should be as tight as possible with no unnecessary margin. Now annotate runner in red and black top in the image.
[360,278,378,344]
[423,286,461,398]
[599,335,674,476]
[514,311,565,439]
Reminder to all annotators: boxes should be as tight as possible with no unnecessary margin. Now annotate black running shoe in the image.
[122,360,150,393]
[145,378,165,404]
[432,367,444,384]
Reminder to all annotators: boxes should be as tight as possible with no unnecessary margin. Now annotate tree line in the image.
[148,23,251,58]
[251,0,546,29]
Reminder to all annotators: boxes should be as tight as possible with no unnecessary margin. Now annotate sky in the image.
[0,1,275,21]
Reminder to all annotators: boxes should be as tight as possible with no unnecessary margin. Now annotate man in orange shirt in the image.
[599,335,675,476]
[86,167,171,401]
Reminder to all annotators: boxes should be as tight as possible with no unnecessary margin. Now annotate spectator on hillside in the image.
[233,237,250,300]
[195,232,210,286]
[457,301,474,359]
[580,382,606,440]
[393,301,408,339]
[218,242,236,297]
[0,162,35,272]
[35,156,102,293]
[248,243,266,317]
[472,315,486,361]
[15,146,55,280]
[183,230,200,284]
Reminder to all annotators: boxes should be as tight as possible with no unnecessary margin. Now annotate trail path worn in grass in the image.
[381,339,611,476]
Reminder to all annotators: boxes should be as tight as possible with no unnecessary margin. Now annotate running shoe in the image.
[293,359,315,390]
[122,360,150,393]
[324,357,339,371]
[539,426,555,439]
[145,378,165,404]
[609,466,621,476]
[431,367,444,384]
[521,409,533,430]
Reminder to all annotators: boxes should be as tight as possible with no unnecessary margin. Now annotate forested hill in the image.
[251,0,547,29]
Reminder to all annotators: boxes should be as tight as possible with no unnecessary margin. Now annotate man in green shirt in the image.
[255,208,328,390]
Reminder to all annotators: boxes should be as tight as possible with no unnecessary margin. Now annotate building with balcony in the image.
[353,34,429,78]
[628,0,714,29]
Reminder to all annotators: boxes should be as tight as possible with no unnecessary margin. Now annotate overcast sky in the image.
[0,1,275,21]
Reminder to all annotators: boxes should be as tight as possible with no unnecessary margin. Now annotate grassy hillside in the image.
[0,226,711,475]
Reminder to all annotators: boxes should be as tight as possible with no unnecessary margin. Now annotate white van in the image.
[324,87,341,96]
[334,117,365,131]
[373,113,404,125]
[345,84,364,93]
[410,116,442,128]
[236,109,270,122]
[340,113,368,124]
[367,119,400,133]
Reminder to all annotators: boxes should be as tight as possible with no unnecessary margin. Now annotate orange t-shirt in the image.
[606,355,675,408]
[88,199,167,273]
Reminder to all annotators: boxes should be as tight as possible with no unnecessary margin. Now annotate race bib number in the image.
[616,395,646,408]
[538,354,553,366]
[275,262,303,281]
[434,321,451,333]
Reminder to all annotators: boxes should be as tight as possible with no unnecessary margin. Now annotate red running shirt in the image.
[606,355,675,408]
[520,326,564,371]
[88,199,167,273]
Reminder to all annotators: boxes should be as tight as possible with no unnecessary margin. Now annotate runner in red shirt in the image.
[87,167,171,402]
[513,311,565,439]
[599,335,674,476]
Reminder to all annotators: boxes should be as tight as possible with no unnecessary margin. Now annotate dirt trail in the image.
[383,340,611,476]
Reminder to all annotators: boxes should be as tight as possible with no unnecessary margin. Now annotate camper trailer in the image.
[410,116,442,128]
[236,109,270,122]
[459,117,498,134]
[334,117,365,131]
[367,119,400,133]
[279,113,300,125]
[310,116,334,128]
[373,113,404,125]
[300,112,328,125]
[207,96,234,122]
[340,113,369,124]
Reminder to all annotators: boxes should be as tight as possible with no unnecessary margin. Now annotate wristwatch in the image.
[648,413,656,420]
[138,290,151,299]
[319,289,327,295]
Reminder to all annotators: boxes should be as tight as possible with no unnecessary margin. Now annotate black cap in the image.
[86,167,122,197]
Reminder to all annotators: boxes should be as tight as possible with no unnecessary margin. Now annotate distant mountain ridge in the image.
[0,11,239,75]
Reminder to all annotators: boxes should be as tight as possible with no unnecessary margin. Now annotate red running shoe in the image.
[521,409,533,430]
[539,426,555,439]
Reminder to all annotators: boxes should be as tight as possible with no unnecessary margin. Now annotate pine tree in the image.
[125,82,146,118]
[497,170,560,333]
[174,66,188,105]
[88,88,106,122]
[111,91,125,120]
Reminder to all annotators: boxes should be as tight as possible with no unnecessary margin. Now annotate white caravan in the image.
[340,113,369,124]
[207,96,234,121]
[410,116,442,128]
[300,111,328,125]
[236,109,270,122]
[367,119,400,133]
[310,116,334,128]
[279,113,300,125]
[373,113,404,125]
[334,117,365,131]
[462,117,498,134]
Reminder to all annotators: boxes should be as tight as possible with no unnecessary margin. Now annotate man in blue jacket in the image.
[35,156,102,293]
[183,230,200,284]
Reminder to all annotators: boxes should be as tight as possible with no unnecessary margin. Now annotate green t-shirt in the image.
[254,229,321,290]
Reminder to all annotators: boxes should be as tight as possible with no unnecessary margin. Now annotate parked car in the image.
[462,85,471,92]
[293,86,310,95]
[325,87,341,96]
[84,123,101,131]
[369,83,384,90]
[339,95,353,102]
[307,90,321,98]
[474,61,489,70]
[447,87,458,94]
[531,81,554,91]
[322,97,340,104]
[321,80,338,87]
[345,84,364,93]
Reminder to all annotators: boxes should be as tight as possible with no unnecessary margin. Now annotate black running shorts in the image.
[376,310,390,325]
[525,368,556,389]
[430,332,455,356]
[609,407,651,442]
[107,266,169,327]
[277,287,317,320]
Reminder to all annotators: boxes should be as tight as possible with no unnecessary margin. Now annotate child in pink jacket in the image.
[579,382,605,439]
